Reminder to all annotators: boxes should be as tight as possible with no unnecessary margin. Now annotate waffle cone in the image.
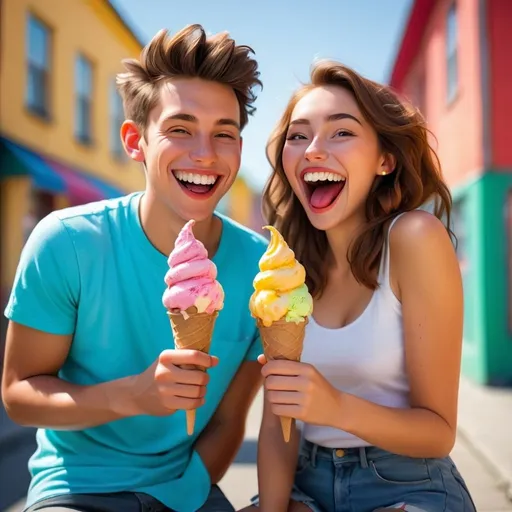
[258,317,308,442]
[168,308,218,436]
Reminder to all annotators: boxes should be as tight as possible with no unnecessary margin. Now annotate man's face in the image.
[128,77,242,222]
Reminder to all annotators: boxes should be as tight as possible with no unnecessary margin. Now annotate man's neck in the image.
[139,190,222,258]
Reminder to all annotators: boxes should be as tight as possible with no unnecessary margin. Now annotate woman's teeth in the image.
[303,171,346,183]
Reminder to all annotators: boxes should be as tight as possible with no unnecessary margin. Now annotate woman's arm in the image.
[263,211,464,458]
[337,211,463,457]
[258,387,300,512]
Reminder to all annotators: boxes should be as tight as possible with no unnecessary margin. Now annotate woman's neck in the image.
[325,214,365,271]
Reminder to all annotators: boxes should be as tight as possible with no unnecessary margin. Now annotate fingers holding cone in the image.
[259,317,307,442]
[168,307,217,436]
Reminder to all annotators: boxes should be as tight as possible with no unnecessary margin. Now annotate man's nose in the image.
[190,136,217,165]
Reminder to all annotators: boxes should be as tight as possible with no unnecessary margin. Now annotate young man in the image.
[2,25,265,512]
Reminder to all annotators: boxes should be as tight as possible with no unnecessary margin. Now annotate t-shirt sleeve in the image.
[244,328,263,361]
[4,213,79,335]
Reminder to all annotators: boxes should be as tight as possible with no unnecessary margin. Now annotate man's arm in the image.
[194,360,262,484]
[2,322,217,429]
[2,322,131,428]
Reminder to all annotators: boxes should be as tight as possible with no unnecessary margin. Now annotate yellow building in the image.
[0,0,146,308]
[220,175,265,235]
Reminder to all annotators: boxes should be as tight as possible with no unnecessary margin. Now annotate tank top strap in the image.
[378,212,408,286]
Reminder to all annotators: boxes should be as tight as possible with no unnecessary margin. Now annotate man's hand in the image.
[260,355,343,428]
[129,350,219,416]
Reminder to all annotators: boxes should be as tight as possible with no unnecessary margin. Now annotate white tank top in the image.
[301,214,410,448]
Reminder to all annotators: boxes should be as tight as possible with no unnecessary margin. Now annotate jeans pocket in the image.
[370,456,431,485]
[296,452,311,476]
[450,466,477,511]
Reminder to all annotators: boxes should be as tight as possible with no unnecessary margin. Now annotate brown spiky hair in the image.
[116,24,262,133]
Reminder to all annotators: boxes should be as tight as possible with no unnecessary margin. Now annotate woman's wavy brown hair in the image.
[263,60,453,298]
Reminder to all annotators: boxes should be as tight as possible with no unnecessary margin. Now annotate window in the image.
[26,15,51,117]
[75,54,93,144]
[446,3,458,103]
[110,81,126,160]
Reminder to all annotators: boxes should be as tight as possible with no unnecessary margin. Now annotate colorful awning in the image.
[0,137,124,204]
[0,138,66,192]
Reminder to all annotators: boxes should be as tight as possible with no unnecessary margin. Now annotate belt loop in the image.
[310,443,318,468]
[359,447,369,468]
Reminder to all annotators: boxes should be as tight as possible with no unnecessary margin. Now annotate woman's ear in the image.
[377,153,396,176]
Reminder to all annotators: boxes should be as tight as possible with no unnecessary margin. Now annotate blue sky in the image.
[112,0,413,190]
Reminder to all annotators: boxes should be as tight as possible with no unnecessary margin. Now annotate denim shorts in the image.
[252,440,476,512]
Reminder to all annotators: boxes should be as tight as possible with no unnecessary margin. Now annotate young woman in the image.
[245,61,475,512]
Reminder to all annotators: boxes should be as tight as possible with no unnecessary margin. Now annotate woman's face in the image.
[282,85,393,232]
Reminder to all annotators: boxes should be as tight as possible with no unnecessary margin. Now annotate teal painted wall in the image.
[453,172,512,385]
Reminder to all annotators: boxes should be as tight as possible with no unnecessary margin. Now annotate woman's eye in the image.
[286,133,307,141]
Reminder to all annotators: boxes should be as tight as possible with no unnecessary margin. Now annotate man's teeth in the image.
[303,171,346,183]
[174,171,218,185]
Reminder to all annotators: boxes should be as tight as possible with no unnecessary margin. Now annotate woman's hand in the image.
[259,355,344,428]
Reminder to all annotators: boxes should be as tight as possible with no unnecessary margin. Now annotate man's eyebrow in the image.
[162,112,240,130]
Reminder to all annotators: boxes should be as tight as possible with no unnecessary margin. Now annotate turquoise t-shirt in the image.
[4,192,267,511]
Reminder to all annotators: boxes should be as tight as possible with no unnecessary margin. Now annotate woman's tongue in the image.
[309,181,344,209]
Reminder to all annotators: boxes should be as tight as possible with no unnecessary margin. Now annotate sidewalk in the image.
[457,377,512,505]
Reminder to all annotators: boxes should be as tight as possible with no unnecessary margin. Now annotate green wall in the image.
[453,171,512,386]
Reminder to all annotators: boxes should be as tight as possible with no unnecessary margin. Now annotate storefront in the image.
[0,136,124,342]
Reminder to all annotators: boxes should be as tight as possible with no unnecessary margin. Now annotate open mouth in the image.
[303,170,346,211]
[172,170,221,199]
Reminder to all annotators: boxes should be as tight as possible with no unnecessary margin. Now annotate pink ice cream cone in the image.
[162,220,224,435]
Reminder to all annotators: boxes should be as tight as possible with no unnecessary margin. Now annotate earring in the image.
[380,171,387,176]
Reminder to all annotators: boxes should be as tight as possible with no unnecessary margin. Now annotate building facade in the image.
[220,175,266,235]
[0,2,146,507]
[0,0,146,314]
[389,0,512,385]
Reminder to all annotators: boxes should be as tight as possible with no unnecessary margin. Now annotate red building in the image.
[389,0,512,385]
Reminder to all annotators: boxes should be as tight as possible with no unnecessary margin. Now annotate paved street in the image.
[5,381,512,512]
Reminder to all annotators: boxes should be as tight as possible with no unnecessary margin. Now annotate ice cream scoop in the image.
[250,226,312,327]
[163,219,224,318]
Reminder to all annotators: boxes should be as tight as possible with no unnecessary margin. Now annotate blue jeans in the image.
[253,440,476,512]
[24,485,234,511]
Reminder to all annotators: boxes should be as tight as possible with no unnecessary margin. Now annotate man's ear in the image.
[121,120,145,162]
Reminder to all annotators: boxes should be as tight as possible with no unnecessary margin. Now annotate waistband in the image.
[300,439,400,469]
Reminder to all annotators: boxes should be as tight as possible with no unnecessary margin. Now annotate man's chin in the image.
[173,200,219,224]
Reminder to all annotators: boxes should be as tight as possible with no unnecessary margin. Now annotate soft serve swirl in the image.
[162,220,224,315]
[250,226,313,327]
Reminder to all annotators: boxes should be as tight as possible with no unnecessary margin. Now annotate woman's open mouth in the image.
[172,170,221,199]
[302,170,346,211]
